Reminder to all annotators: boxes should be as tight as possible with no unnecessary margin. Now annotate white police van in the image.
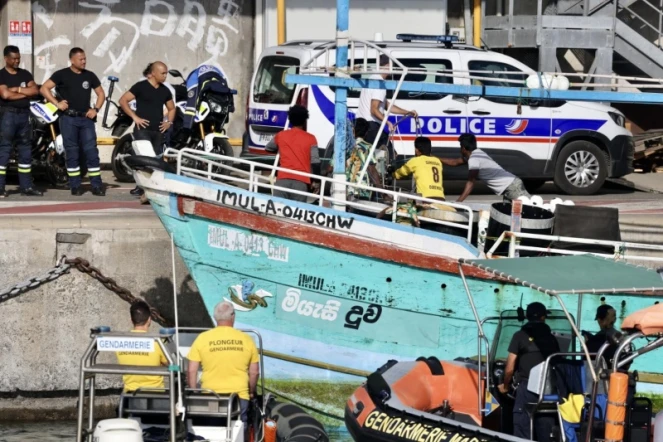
[245,35,633,195]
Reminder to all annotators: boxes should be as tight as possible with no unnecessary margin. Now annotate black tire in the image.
[553,140,608,195]
[522,179,547,193]
[241,131,249,155]
[45,152,69,187]
[45,151,87,187]
[215,138,234,157]
[111,133,135,183]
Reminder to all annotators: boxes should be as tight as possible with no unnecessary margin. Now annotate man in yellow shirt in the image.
[391,136,445,200]
[116,301,168,392]
[187,301,260,425]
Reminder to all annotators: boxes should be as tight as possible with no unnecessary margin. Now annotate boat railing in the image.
[487,230,663,263]
[76,327,179,442]
[166,147,476,243]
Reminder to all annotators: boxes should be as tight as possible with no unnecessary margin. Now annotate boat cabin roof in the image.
[459,255,663,296]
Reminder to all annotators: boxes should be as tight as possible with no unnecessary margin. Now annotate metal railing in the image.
[165,148,476,242]
[620,0,663,49]
[486,230,663,263]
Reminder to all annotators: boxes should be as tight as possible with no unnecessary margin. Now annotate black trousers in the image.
[513,384,555,442]
[134,129,164,156]
[365,121,394,160]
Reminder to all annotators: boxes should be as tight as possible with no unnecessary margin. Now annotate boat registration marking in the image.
[208,225,290,262]
[216,189,355,231]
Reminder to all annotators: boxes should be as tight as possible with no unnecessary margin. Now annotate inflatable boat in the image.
[345,357,511,442]
[345,257,663,442]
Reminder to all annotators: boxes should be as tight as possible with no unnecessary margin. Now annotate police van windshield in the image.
[253,55,299,104]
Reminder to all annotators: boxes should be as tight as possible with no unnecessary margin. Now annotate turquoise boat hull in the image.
[136,170,663,385]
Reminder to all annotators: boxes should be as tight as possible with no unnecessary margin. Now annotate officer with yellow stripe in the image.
[40,47,105,196]
[0,45,42,197]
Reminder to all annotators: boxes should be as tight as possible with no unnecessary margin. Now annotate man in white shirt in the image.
[441,133,531,203]
[357,54,417,156]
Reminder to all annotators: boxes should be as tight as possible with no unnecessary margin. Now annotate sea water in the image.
[0,421,352,441]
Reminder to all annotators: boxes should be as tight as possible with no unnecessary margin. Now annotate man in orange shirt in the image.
[265,105,320,202]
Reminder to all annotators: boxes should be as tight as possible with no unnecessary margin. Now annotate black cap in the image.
[379,54,390,66]
[526,302,551,320]
[595,304,615,320]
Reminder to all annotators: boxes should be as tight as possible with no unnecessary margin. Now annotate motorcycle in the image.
[106,68,235,182]
[28,95,87,186]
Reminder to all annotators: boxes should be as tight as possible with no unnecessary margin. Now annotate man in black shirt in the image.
[40,47,106,196]
[0,45,42,197]
[585,304,618,363]
[119,61,175,196]
[499,302,560,442]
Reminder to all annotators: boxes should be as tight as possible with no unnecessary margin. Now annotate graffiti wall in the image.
[31,0,254,138]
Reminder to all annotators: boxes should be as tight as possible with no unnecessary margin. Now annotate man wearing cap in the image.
[499,302,560,442]
[584,304,635,400]
[357,54,417,158]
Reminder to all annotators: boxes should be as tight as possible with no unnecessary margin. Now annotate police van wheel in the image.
[554,140,607,195]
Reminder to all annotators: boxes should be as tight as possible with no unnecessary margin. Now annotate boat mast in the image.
[331,0,350,211]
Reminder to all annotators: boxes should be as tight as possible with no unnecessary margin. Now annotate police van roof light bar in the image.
[396,34,459,48]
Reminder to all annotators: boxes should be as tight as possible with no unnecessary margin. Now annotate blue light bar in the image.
[285,73,663,105]
[396,34,459,44]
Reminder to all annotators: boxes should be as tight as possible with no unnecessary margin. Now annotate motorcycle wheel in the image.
[45,152,88,188]
[46,152,69,187]
[111,133,136,183]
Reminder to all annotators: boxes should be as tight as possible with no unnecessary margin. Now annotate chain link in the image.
[0,256,170,326]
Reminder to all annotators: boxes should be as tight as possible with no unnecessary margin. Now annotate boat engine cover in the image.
[93,418,143,442]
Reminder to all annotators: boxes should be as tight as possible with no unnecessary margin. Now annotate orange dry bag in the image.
[264,418,277,442]
[605,372,629,442]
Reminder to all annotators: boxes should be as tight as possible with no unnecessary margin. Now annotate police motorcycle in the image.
[27,92,87,186]
[167,66,236,160]
[104,72,187,182]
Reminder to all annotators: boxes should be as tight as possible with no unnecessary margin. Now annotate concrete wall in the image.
[0,214,213,420]
[25,0,255,139]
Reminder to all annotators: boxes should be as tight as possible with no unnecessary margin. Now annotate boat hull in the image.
[136,170,663,386]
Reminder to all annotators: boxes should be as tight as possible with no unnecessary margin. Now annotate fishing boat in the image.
[126,0,663,386]
[344,255,663,442]
[128,155,663,384]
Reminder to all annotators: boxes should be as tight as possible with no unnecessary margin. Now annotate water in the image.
[0,421,352,442]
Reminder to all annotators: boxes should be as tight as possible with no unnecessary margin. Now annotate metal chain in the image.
[0,256,170,326]
[0,256,72,304]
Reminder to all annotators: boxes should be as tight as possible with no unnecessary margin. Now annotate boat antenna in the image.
[516,293,525,322]
[171,234,186,419]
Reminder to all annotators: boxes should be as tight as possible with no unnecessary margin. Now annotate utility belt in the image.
[0,106,29,114]
[63,109,89,117]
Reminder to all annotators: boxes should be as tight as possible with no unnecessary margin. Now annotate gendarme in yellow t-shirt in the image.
[187,327,259,400]
[393,155,445,199]
[116,330,168,392]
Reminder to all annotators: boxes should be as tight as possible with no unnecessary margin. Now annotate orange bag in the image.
[264,418,277,442]
[605,372,629,442]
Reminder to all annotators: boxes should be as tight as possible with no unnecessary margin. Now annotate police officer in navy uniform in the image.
[498,302,560,442]
[0,45,43,197]
[40,47,106,196]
